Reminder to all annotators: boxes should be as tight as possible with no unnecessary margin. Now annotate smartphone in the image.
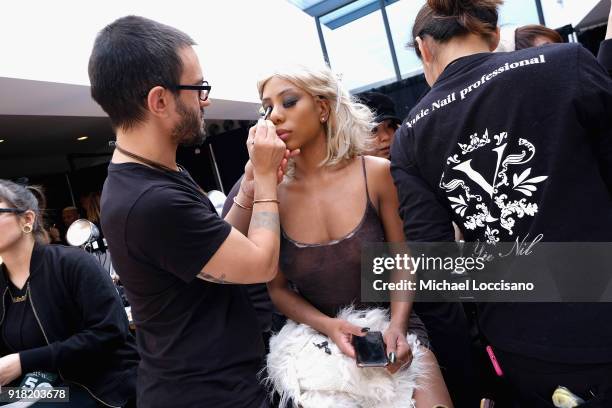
[352,331,389,367]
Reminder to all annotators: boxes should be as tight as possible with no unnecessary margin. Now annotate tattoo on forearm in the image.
[197,271,232,284]
[250,211,279,232]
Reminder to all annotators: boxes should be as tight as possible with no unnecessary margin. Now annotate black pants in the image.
[495,348,612,407]
[413,302,479,407]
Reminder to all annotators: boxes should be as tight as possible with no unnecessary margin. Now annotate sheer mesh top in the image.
[279,157,387,317]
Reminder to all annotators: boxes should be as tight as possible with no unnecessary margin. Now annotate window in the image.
[321,3,397,90]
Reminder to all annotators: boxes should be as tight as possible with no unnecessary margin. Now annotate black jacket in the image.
[391,44,612,363]
[0,243,139,407]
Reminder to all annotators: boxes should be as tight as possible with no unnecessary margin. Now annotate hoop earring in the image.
[22,224,33,234]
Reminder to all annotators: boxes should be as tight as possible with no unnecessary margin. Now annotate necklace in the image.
[7,281,28,303]
[115,143,180,173]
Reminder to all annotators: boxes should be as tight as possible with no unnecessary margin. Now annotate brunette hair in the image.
[82,191,102,224]
[515,24,563,50]
[411,0,503,58]
[89,16,196,130]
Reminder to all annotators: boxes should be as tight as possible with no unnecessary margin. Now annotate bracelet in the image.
[252,198,280,205]
[233,196,253,211]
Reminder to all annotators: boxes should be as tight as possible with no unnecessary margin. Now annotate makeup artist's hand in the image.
[0,353,22,386]
[245,121,300,183]
[247,119,287,180]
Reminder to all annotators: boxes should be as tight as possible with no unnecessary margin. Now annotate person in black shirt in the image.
[0,180,138,407]
[391,0,612,406]
[88,16,292,408]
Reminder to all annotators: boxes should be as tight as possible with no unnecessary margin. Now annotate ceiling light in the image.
[77,136,89,141]
[0,139,4,143]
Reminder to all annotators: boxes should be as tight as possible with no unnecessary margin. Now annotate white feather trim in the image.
[265,307,428,408]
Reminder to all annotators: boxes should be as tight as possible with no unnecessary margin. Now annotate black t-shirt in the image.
[391,44,612,363]
[101,163,265,408]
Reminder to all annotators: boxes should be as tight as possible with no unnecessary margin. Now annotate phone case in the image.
[353,331,389,367]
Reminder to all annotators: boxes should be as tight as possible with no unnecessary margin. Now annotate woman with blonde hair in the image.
[256,65,452,407]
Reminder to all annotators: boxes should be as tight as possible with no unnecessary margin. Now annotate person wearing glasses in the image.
[0,180,139,407]
[88,16,293,408]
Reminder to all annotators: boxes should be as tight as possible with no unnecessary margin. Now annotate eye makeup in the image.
[282,96,299,109]
[260,93,301,117]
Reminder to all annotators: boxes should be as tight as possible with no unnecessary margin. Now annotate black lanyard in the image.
[115,144,181,173]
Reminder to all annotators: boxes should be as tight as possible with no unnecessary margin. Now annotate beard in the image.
[171,99,206,146]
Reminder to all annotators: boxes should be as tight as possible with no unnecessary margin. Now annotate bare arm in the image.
[223,175,255,235]
[368,156,413,327]
[367,156,415,372]
[267,269,335,334]
[198,120,286,284]
[224,154,296,235]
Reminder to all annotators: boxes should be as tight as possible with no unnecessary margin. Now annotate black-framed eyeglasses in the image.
[173,81,211,101]
[0,208,25,214]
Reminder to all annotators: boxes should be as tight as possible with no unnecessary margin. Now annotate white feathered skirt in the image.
[265,307,427,408]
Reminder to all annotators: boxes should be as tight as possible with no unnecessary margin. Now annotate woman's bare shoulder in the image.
[362,155,391,178]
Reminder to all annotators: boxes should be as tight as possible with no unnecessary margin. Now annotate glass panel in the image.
[321,6,396,91]
[498,0,540,26]
[385,0,426,79]
[286,0,327,11]
[320,0,378,28]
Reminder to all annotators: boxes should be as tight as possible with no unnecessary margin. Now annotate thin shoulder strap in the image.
[361,156,371,200]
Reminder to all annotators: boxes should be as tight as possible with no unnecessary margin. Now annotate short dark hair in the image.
[88,15,196,130]
[411,0,503,59]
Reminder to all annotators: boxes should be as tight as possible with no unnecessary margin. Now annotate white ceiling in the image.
[0,77,260,120]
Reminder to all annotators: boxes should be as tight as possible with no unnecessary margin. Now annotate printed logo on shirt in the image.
[405,54,547,129]
[439,129,548,243]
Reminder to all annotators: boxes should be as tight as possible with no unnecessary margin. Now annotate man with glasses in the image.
[89,16,288,408]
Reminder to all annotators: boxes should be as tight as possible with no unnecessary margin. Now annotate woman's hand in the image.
[0,353,22,386]
[383,325,413,374]
[325,318,365,358]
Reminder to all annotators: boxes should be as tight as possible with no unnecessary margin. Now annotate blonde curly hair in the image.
[257,65,375,169]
